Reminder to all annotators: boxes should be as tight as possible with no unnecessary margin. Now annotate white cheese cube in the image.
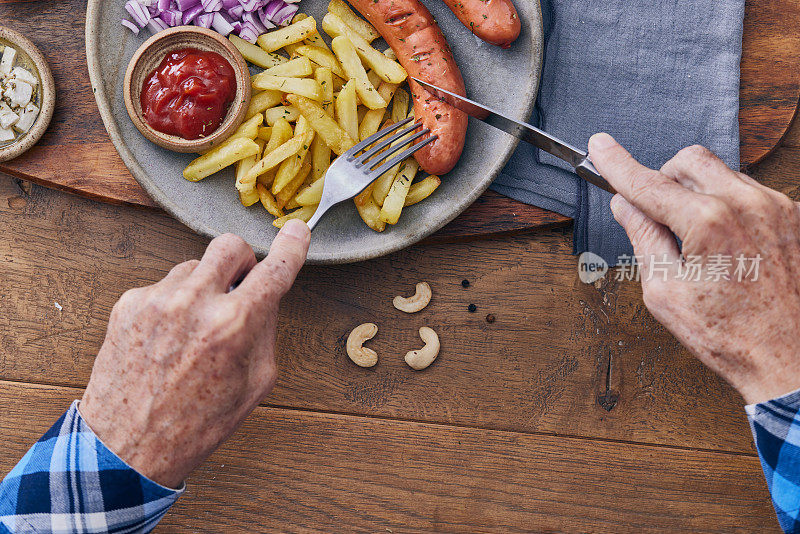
[0,102,19,129]
[10,66,37,86]
[0,126,14,142]
[0,46,16,76]
[6,79,32,108]
[14,102,38,133]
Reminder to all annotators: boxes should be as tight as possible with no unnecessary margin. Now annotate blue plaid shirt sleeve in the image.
[0,401,183,533]
[748,388,800,534]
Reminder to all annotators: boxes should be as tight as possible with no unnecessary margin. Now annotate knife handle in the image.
[576,158,616,195]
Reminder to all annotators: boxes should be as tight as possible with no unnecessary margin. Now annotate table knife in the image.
[411,77,615,194]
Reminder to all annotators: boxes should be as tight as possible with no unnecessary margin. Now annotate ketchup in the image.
[141,48,237,140]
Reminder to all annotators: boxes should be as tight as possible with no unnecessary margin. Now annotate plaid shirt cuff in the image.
[747,387,800,534]
[0,400,183,533]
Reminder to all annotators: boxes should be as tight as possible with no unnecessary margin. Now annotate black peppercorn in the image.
[461,279,470,288]
[468,304,477,313]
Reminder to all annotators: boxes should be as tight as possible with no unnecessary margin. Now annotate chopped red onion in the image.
[201,0,222,12]
[146,17,169,33]
[125,0,151,27]
[175,0,201,9]
[263,0,283,19]
[195,12,214,27]
[226,5,244,18]
[242,11,266,33]
[120,0,300,40]
[182,4,205,24]
[121,19,141,34]
[273,3,298,26]
[257,8,276,29]
[211,12,234,35]
[160,8,183,26]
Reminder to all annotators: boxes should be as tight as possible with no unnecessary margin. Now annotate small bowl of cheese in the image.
[0,27,55,163]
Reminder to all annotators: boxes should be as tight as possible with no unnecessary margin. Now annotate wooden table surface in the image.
[6,131,800,532]
[3,10,800,534]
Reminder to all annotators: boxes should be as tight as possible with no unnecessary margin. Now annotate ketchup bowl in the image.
[123,26,251,154]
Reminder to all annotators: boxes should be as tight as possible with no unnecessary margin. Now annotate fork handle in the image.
[306,199,336,231]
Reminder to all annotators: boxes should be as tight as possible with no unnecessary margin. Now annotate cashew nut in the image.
[393,282,432,313]
[404,327,440,370]
[346,323,379,367]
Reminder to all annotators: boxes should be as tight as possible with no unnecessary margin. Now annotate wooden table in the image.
[3,7,799,534]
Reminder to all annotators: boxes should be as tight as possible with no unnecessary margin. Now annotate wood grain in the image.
[0,0,795,239]
[0,381,776,533]
[0,168,768,455]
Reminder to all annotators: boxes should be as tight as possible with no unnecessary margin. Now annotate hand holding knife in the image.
[411,77,615,194]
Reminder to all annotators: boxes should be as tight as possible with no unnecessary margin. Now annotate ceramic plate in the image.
[85,1,543,263]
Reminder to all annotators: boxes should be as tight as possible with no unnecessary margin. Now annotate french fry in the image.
[335,79,359,141]
[327,0,379,43]
[257,16,317,53]
[294,44,347,79]
[246,90,284,120]
[240,130,311,187]
[257,126,272,141]
[331,73,346,92]
[272,132,313,194]
[184,137,260,182]
[276,161,312,208]
[383,47,397,61]
[323,13,407,84]
[236,138,266,193]
[228,114,263,143]
[295,177,325,205]
[230,34,288,68]
[380,158,418,224]
[257,119,293,187]
[285,198,302,210]
[331,36,387,110]
[372,162,401,206]
[359,81,398,140]
[235,138,266,204]
[256,183,284,217]
[355,196,386,232]
[310,135,331,181]
[272,116,314,194]
[366,69,381,89]
[354,181,376,207]
[262,56,314,78]
[294,12,332,52]
[286,94,356,155]
[404,175,441,206]
[391,88,410,124]
[265,105,301,125]
[267,118,294,151]
[273,205,318,228]
[314,66,335,116]
[252,74,323,101]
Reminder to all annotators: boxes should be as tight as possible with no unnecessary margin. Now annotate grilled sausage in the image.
[442,0,521,49]
[349,0,468,176]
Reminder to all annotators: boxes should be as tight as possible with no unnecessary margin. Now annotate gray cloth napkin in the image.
[491,0,744,265]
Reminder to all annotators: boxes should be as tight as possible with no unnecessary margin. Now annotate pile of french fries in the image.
[182,0,441,230]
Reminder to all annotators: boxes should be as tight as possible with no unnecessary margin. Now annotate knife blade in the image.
[410,77,615,194]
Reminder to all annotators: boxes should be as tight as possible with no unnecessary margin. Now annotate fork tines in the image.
[346,117,438,180]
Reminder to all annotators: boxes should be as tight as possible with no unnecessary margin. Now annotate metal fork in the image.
[306,117,437,230]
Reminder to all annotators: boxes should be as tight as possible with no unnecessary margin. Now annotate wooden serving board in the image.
[0,0,798,240]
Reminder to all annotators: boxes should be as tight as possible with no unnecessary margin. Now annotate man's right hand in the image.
[79,220,310,488]
[589,133,800,405]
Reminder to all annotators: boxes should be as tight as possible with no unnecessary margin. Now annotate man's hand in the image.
[80,220,311,488]
[589,133,800,405]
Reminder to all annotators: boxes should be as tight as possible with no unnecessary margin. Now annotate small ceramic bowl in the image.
[0,27,56,163]
[123,26,251,153]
